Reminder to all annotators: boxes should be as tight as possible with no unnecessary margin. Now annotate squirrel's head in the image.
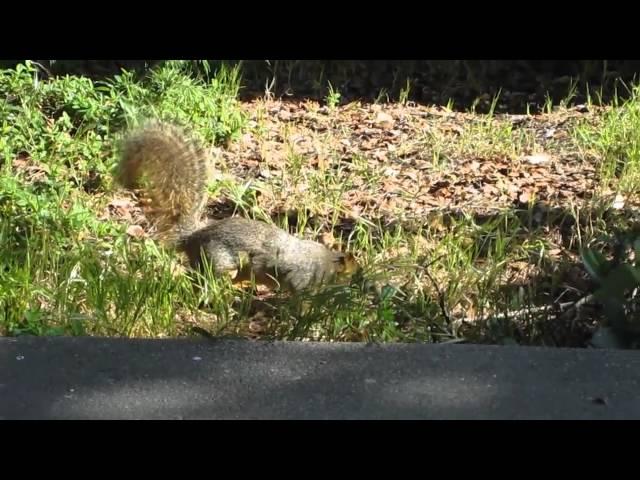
[332,251,360,278]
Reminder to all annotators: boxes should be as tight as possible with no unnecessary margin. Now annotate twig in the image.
[422,262,451,324]
[459,293,597,324]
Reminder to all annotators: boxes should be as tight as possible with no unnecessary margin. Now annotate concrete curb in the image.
[1,337,639,419]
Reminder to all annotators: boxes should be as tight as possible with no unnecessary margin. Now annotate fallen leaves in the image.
[12,152,51,184]
[143,97,615,243]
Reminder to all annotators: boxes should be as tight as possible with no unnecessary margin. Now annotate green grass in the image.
[3,60,640,347]
[0,60,246,337]
[574,83,640,192]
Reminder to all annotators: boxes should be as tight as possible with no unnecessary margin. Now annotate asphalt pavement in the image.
[1,336,639,419]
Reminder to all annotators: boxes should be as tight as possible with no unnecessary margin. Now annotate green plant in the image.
[325,82,341,109]
[581,231,640,348]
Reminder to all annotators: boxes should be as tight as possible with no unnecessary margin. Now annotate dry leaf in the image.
[483,183,499,195]
[319,231,335,247]
[108,198,135,220]
[374,112,394,129]
[126,225,146,238]
[519,190,533,203]
[278,110,292,121]
[441,123,464,135]
[522,153,551,165]
[373,151,388,162]
[547,248,562,258]
[248,321,266,333]
[612,194,625,210]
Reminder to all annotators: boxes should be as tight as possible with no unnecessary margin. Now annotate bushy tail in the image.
[117,120,213,243]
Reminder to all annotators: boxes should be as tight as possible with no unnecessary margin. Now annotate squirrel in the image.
[116,120,359,293]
